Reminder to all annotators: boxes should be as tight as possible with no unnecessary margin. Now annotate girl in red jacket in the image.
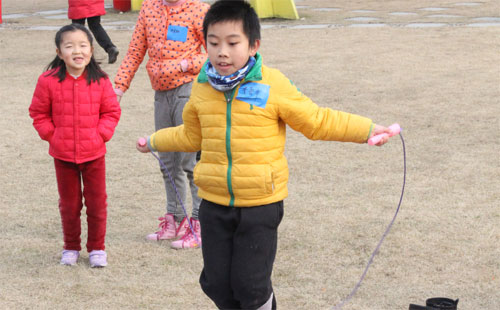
[29,24,121,268]
[68,0,119,64]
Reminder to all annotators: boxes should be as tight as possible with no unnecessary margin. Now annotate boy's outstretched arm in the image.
[136,100,201,153]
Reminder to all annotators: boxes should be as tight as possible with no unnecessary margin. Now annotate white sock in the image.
[256,292,273,310]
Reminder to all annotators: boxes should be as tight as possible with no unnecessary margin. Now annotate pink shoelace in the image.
[156,216,174,235]
[179,228,199,247]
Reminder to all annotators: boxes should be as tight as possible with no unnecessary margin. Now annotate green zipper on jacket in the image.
[197,53,264,207]
[224,88,237,206]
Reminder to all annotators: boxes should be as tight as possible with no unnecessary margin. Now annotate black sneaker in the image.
[108,47,119,64]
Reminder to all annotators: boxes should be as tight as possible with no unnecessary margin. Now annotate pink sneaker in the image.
[89,250,107,268]
[176,217,190,239]
[60,250,79,266]
[170,219,201,249]
[146,213,178,241]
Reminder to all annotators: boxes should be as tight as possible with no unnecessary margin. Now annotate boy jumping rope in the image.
[137,1,392,308]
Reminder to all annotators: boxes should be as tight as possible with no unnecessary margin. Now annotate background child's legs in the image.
[199,200,283,309]
[181,151,201,220]
[157,151,186,220]
[154,83,200,221]
[81,156,107,252]
[86,16,116,53]
[72,16,115,53]
[54,159,83,251]
[71,18,86,25]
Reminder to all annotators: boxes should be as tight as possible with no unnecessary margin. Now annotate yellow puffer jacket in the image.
[149,54,373,207]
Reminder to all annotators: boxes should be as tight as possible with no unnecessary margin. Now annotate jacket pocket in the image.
[84,128,104,155]
[193,162,230,197]
[48,127,65,156]
[194,163,275,199]
[48,128,58,144]
[95,128,104,144]
[46,129,55,143]
[231,164,274,199]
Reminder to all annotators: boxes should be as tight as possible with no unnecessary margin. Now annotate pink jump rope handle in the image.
[138,137,147,147]
[368,123,401,146]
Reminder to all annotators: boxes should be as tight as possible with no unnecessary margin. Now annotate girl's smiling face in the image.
[57,29,93,76]
[206,20,260,76]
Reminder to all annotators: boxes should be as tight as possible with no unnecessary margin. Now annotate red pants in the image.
[54,156,107,252]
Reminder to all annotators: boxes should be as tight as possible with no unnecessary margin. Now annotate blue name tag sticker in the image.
[167,25,188,42]
[236,83,270,109]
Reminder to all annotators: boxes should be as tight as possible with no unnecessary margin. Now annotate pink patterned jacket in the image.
[114,0,209,93]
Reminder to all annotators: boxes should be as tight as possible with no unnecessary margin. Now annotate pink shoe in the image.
[89,250,107,268]
[176,217,190,239]
[146,214,178,241]
[60,250,79,266]
[170,219,201,249]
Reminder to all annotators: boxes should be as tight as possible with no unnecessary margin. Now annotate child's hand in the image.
[114,88,123,103]
[136,137,151,153]
[369,124,392,146]
[180,59,189,72]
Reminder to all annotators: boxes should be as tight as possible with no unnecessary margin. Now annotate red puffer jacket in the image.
[68,0,106,20]
[29,69,121,164]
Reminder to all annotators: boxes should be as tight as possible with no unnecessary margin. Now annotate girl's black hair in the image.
[45,23,107,84]
[203,0,261,48]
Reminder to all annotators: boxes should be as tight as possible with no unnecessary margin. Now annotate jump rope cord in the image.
[332,133,406,310]
[149,151,201,245]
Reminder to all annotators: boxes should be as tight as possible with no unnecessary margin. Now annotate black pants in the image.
[199,200,283,310]
[72,16,115,53]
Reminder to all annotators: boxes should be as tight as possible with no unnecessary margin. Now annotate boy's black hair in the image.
[45,23,107,84]
[203,0,261,48]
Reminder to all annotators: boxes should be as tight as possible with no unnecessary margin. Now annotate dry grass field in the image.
[0,0,499,309]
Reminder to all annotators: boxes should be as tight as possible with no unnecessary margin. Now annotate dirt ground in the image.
[1,0,499,309]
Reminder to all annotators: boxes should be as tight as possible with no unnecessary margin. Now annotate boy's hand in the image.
[369,124,392,146]
[136,137,151,153]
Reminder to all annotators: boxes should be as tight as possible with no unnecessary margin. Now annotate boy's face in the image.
[206,20,260,76]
